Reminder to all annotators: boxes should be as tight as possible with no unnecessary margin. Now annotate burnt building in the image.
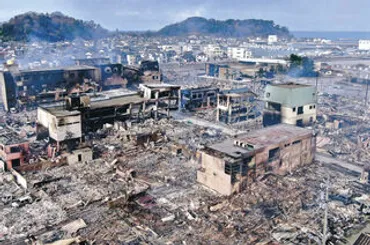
[263,82,317,127]
[0,129,30,170]
[217,87,258,124]
[0,60,162,111]
[139,60,161,85]
[139,84,181,118]
[0,63,99,111]
[197,124,316,195]
[75,57,111,66]
[180,86,219,111]
[37,85,180,149]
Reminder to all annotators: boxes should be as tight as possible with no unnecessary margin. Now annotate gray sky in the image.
[0,0,367,32]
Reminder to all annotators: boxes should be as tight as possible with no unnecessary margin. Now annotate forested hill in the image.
[0,12,109,42]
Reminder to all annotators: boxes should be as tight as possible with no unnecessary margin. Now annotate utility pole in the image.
[321,176,330,245]
[365,74,369,108]
[315,71,319,103]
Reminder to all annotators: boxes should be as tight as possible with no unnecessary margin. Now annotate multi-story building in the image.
[180,86,219,111]
[227,47,252,59]
[217,87,258,124]
[0,129,30,170]
[359,40,370,50]
[263,82,317,127]
[197,124,315,195]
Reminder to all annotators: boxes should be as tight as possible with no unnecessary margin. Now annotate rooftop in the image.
[271,82,312,89]
[0,129,28,145]
[142,83,181,89]
[90,94,145,109]
[206,124,313,159]
[19,65,96,73]
[40,107,81,118]
[237,124,313,148]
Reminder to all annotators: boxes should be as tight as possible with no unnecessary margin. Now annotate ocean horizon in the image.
[292,31,370,40]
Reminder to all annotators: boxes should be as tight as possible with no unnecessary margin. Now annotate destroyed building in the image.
[0,129,30,170]
[197,124,316,195]
[263,82,317,127]
[217,87,258,124]
[139,60,161,84]
[0,60,162,111]
[180,86,219,111]
[37,85,180,149]
[139,83,181,118]
[37,104,83,151]
[0,63,99,111]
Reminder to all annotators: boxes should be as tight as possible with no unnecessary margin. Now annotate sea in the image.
[292,31,370,40]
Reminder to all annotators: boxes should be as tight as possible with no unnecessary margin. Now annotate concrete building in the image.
[0,63,99,111]
[217,87,258,124]
[227,47,252,59]
[37,86,181,149]
[197,124,316,195]
[204,45,224,58]
[359,40,370,50]
[0,61,162,111]
[268,35,278,44]
[139,83,181,118]
[0,130,30,170]
[37,106,83,150]
[263,82,317,127]
[180,86,219,111]
[65,147,93,165]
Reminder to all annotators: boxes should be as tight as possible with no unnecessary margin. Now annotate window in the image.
[10,146,20,153]
[292,140,301,145]
[78,154,82,162]
[297,106,304,115]
[309,105,313,109]
[268,147,280,162]
[293,107,296,112]
[296,119,303,127]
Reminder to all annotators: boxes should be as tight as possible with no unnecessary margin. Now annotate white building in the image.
[359,40,370,50]
[268,35,278,44]
[263,83,317,127]
[204,45,223,57]
[227,47,252,59]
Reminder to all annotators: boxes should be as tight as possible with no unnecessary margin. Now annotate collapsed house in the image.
[0,60,162,111]
[180,86,219,111]
[217,87,258,124]
[263,82,317,127]
[0,129,30,170]
[197,124,316,195]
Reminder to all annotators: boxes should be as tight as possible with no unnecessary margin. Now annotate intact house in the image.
[197,124,316,196]
[263,82,317,127]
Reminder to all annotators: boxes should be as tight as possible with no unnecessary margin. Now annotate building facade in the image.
[263,82,317,127]
[0,130,30,170]
[197,124,316,195]
[217,87,258,124]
